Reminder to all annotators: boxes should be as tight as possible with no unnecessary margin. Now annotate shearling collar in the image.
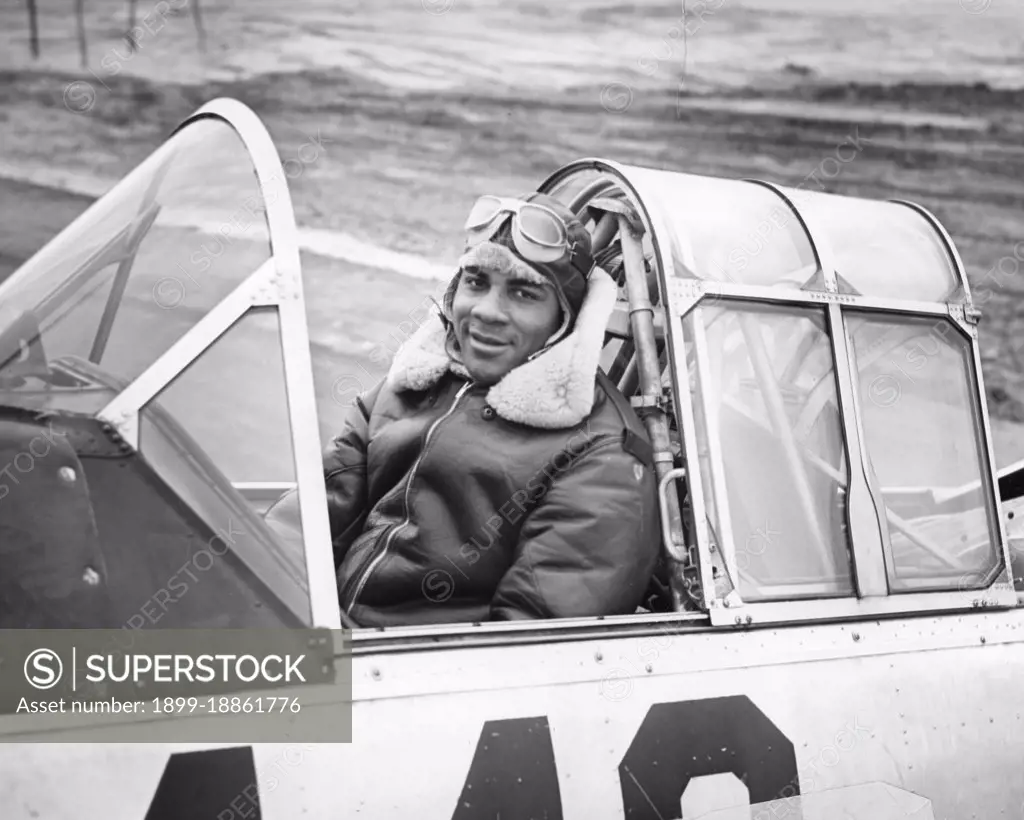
[386,266,618,429]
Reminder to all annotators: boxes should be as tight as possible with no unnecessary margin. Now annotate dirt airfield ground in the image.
[1,0,1024,462]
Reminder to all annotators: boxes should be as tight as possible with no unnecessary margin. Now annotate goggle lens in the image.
[463,195,506,232]
[462,195,592,274]
[516,205,566,247]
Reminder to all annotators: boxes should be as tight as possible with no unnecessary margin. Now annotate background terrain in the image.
[2,0,1023,459]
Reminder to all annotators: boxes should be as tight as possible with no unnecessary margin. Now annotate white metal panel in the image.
[3,613,1023,819]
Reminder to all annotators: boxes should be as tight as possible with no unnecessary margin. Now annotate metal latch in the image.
[630,392,670,413]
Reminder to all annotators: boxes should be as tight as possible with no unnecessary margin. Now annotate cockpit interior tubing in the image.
[568,178,617,216]
[618,214,690,610]
[736,314,835,576]
[589,210,620,256]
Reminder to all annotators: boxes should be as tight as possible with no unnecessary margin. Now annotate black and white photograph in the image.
[0,0,1023,817]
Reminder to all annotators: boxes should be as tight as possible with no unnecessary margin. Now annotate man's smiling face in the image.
[450,264,562,386]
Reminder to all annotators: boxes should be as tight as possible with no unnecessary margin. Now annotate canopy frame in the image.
[540,158,1015,628]
[93,99,342,630]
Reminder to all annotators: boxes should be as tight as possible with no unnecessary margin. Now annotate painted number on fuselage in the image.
[451,695,798,820]
[451,716,563,819]
[145,746,260,820]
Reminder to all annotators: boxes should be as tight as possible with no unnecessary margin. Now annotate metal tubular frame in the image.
[690,303,741,604]
[617,214,689,610]
[544,160,723,613]
[90,147,178,363]
[89,204,161,363]
[95,99,343,630]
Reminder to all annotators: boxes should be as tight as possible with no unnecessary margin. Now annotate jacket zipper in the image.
[343,380,474,614]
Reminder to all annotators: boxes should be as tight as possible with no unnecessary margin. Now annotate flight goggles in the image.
[463,195,594,277]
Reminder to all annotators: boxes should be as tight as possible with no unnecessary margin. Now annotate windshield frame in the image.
[87,99,341,630]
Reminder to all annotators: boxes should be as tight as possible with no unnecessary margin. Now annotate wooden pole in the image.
[25,0,39,59]
[126,0,138,52]
[75,0,88,68]
[192,0,207,53]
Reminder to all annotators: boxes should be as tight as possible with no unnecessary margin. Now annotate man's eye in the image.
[513,287,540,301]
[464,276,486,290]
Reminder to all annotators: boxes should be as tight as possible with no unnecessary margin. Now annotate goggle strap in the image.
[570,247,595,280]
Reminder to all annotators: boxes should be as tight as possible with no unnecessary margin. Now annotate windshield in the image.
[0,115,271,397]
[789,190,961,301]
[615,167,821,288]
[687,302,1002,599]
[848,312,1002,590]
[608,163,1002,600]
[685,300,854,602]
[0,111,319,628]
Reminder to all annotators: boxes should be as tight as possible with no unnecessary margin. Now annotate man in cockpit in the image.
[272,193,660,627]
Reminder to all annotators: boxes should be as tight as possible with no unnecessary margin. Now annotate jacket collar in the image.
[386,267,618,429]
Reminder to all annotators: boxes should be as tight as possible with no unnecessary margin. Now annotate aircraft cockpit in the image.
[0,99,1017,641]
[0,100,336,631]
